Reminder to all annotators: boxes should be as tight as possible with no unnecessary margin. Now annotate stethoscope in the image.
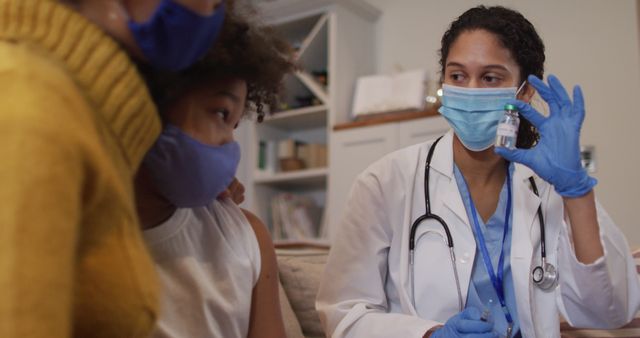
[409,136,558,312]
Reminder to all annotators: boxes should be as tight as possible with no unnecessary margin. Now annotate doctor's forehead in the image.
[445,30,519,73]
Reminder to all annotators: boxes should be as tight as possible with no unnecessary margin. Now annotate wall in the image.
[363,0,640,246]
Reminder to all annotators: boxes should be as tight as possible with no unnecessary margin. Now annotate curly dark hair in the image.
[143,0,295,122]
[439,6,545,148]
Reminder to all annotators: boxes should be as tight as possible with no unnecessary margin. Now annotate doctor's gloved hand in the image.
[495,74,597,198]
[429,308,497,338]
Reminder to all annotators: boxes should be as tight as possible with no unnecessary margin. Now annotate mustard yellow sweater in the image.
[0,0,162,337]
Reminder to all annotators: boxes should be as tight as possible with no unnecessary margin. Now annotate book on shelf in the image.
[258,138,328,173]
[270,193,323,241]
[257,140,277,174]
[297,143,327,168]
[277,139,298,159]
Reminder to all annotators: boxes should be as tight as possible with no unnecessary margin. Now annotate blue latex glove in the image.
[495,74,597,197]
[431,308,497,338]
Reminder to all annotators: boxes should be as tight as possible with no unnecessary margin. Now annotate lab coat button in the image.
[459,252,471,264]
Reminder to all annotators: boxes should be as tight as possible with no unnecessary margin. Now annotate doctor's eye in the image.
[449,73,466,82]
[482,74,502,85]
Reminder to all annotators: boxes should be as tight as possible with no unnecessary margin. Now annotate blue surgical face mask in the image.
[128,0,226,71]
[438,84,518,151]
[143,124,240,208]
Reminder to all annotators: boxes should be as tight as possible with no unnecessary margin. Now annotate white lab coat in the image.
[316,131,640,338]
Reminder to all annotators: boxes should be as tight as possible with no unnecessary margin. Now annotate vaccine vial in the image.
[481,299,494,322]
[495,104,520,149]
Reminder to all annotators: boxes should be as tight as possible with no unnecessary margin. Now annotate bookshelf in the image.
[237,0,380,243]
[261,105,328,130]
[254,167,328,188]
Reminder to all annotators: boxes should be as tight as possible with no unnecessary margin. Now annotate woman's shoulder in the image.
[0,41,76,91]
[0,41,93,134]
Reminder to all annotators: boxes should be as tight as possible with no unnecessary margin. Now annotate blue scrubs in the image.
[453,164,520,337]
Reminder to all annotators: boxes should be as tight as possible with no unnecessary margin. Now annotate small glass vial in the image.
[495,104,520,149]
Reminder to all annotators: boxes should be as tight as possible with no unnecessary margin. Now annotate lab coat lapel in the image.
[411,131,475,317]
[511,164,541,255]
[430,131,471,229]
[510,164,540,337]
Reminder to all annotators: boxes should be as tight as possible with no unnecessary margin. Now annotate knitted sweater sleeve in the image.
[0,64,85,337]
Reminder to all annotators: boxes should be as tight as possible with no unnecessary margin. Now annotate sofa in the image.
[276,247,640,338]
[277,246,328,338]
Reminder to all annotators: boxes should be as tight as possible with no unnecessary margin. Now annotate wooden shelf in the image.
[254,167,328,189]
[274,239,331,250]
[333,106,440,131]
[264,105,328,130]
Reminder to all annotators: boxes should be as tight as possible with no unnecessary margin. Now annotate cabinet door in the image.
[326,123,397,240]
[397,116,449,149]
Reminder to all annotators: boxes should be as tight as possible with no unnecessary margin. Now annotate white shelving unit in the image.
[237,0,380,243]
[261,105,328,130]
[254,167,328,188]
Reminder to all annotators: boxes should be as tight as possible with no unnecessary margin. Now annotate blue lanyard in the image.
[463,168,514,326]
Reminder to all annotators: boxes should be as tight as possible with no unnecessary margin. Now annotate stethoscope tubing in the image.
[409,136,555,314]
[409,136,463,312]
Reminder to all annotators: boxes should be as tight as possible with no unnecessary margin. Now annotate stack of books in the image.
[258,139,327,173]
[270,193,323,240]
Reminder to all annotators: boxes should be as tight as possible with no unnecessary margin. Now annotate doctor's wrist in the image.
[552,165,597,198]
[424,325,443,338]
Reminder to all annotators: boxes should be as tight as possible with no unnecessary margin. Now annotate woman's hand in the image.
[495,74,596,197]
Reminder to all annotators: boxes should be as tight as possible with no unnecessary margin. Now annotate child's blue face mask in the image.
[143,124,240,208]
[439,84,521,151]
[128,0,226,71]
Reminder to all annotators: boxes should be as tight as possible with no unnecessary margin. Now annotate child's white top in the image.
[144,198,261,338]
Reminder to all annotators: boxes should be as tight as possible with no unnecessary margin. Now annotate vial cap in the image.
[504,103,518,111]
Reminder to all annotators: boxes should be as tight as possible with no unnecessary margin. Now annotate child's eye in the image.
[213,108,229,121]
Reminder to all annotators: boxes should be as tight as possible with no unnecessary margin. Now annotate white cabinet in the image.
[397,115,450,149]
[238,0,380,244]
[327,123,397,238]
[326,116,449,242]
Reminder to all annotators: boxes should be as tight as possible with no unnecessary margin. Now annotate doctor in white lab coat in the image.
[316,6,640,338]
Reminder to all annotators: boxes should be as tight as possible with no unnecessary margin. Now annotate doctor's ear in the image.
[517,83,536,103]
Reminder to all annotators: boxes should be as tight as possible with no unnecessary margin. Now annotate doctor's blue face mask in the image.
[438,84,523,152]
[128,0,226,72]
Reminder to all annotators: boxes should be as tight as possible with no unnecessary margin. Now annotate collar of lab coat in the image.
[427,129,543,239]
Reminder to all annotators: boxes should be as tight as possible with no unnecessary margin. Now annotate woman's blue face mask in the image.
[128,0,226,71]
[438,84,524,151]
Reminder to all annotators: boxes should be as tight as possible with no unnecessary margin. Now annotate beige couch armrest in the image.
[279,280,305,338]
[277,248,329,338]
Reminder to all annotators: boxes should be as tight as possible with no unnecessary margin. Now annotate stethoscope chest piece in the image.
[532,260,558,290]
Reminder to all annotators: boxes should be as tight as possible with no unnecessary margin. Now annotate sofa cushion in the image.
[277,248,329,338]
[279,281,305,338]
